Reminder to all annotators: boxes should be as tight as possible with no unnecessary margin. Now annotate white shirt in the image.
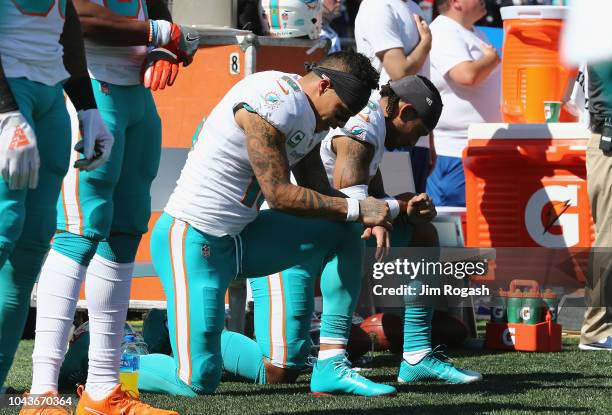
[567,65,590,127]
[165,71,318,237]
[0,1,69,86]
[355,0,429,86]
[355,0,429,148]
[84,0,148,86]
[429,15,501,158]
[320,91,386,185]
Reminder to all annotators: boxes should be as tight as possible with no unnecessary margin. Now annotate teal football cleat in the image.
[310,353,397,397]
[397,346,482,384]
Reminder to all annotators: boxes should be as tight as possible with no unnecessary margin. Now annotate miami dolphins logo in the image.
[350,126,367,139]
[264,92,282,109]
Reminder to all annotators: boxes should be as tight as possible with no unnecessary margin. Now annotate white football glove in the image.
[0,111,39,190]
[74,109,114,171]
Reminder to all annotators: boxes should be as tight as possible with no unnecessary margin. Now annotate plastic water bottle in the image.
[119,334,148,397]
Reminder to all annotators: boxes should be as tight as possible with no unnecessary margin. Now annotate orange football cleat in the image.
[18,391,73,415]
[75,385,178,415]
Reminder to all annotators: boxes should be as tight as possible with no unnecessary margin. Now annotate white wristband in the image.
[346,198,360,222]
[384,197,400,220]
[339,184,368,200]
[153,20,172,47]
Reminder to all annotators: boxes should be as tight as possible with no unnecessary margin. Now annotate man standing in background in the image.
[427,0,501,207]
[354,0,434,194]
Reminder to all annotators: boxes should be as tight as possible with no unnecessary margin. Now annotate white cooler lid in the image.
[501,6,567,21]
[468,123,591,140]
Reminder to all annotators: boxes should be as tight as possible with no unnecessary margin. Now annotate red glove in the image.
[141,48,179,91]
[163,23,200,66]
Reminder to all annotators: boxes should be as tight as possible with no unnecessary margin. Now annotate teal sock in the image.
[139,353,199,397]
[0,244,46,386]
[221,330,266,384]
[97,233,142,264]
[403,306,433,353]
[52,232,99,266]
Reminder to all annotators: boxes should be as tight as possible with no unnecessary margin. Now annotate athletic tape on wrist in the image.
[384,197,400,220]
[154,20,172,47]
[339,184,368,200]
[346,198,360,222]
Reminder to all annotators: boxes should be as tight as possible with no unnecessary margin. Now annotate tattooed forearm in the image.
[237,108,348,220]
[332,136,373,189]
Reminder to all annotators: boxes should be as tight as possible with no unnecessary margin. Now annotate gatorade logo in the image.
[502,327,516,346]
[524,185,579,247]
[520,307,531,321]
[492,307,504,319]
[8,126,30,150]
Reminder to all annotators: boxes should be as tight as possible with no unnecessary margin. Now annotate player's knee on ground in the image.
[190,339,224,394]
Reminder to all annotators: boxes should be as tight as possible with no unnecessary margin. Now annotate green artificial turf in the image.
[2,335,610,415]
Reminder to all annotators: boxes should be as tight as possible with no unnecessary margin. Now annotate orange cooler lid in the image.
[500,6,567,21]
[524,289,541,299]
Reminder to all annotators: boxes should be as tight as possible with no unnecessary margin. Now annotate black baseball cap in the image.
[389,75,443,131]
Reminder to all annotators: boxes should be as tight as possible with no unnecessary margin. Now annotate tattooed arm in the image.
[330,135,391,252]
[331,135,374,190]
[236,108,391,228]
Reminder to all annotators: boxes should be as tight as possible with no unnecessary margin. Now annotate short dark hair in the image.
[317,50,380,91]
[436,0,451,13]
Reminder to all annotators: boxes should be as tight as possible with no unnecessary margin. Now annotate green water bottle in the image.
[507,289,523,324]
[521,290,543,324]
[542,289,559,322]
[491,289,508,323]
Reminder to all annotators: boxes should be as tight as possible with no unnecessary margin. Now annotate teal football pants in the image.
[139,211,363,395]
[0,78,71,386]
[54,80,161,265]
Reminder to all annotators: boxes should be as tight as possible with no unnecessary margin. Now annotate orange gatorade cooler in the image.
[501,6,577,123]
[465,123,594,249]
[464,123,594,285]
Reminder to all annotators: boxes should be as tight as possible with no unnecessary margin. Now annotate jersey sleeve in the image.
[331,107,380,151]
[238,83,302,137]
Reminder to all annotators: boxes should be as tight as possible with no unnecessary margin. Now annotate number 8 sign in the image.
[229,53,240,75]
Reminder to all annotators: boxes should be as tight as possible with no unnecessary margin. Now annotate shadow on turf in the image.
[394,371,608,396]
[266,402,590,415]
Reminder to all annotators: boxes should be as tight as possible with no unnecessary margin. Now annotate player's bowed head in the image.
[299,51,380,132]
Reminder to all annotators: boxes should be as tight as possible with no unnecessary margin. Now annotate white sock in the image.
[403,348,431,365]
[31,250,87,394]
[318,348,345,361]
[84,255,134,401]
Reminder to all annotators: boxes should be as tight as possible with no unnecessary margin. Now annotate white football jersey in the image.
[165,71,318,237]
[0,1,69,86]
[84,0,148,85]
[320,91,386,186]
